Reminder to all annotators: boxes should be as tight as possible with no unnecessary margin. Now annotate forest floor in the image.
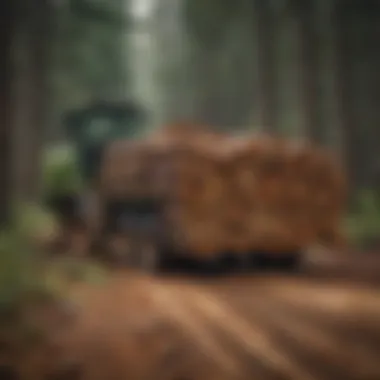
[4,241,380,380]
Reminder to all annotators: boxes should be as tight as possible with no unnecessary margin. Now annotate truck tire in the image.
[129,242,160,273]
[274,252,302,272]
[247,251,302,272]
[106,235,160,272]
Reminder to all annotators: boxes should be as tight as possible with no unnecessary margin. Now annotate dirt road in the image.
[8,249,375,380]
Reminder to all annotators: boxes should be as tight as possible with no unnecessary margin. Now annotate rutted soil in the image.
[4,249,380,380]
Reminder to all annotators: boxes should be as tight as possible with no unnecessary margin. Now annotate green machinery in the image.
[64,98,147,184]
[46,98,147,227]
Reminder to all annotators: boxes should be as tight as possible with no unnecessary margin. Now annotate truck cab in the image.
[46,98,148,254]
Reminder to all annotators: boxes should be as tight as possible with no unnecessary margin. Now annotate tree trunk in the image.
[29,0,53,200]
[372,7,380,194]
[197,52,223,126]
[0,0,16,227]
[253,0,279,133]
[219,11,257,130]
[331,1,360,194]
[295,1,324,144]
[12,0,53,202]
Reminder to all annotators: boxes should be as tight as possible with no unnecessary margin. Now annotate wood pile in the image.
[99,124,347,258]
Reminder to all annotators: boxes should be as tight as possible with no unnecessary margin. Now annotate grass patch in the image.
[0,204,108,328]
[42,144,84,199]
[345,190,380,249]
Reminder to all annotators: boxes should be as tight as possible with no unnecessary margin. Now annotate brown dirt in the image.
[4,249,380,380]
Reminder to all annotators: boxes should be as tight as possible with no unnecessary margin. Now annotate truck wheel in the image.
[107,236,160,273]
[276,252,302,272]
[247,252,271,271]
[131,242,160,273]
[218,253,240,274]
[246,251,302,272]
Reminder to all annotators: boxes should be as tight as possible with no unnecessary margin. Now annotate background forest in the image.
[1,2,380,375]
[1,0,380,247]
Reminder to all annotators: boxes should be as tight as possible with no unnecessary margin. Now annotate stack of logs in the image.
[99,124,347,259]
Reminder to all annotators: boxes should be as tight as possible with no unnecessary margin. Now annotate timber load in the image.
[98,124,347,261]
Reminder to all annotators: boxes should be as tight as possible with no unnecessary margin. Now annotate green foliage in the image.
[53,0,128,113]
[69,0,126,26]
[0,203,107,322]
[46,257,108,289]
[13,203,58,243]
[41,144,84,198]
[0,230,37,309]
[345,190,380,247]
[0,205,57,315]
[183,0,240,48]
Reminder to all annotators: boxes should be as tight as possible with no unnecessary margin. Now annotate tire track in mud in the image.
[56,265,380,380]
[146,273,380,379]
[11,250,380,380]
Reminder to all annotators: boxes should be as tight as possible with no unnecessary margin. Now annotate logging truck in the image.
[89,124,347,272]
